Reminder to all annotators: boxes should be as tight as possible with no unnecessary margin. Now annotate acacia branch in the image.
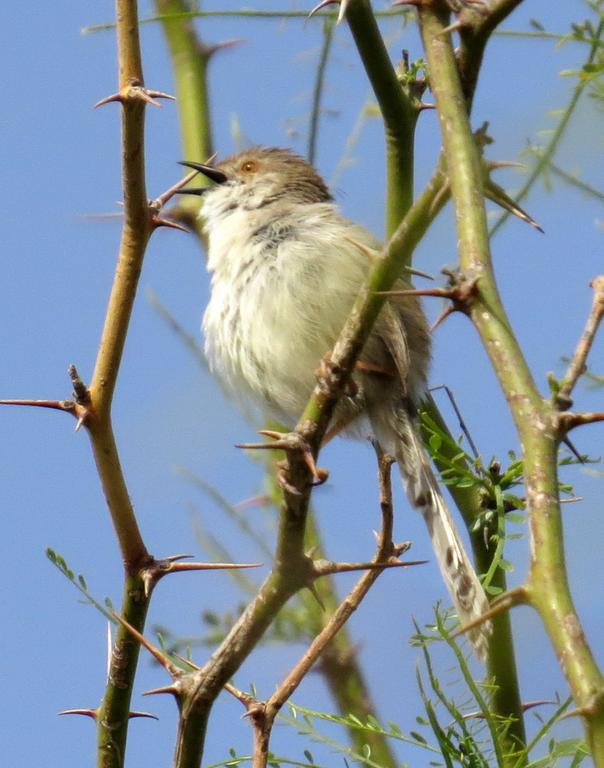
[89,1,163,764]
[232,451,414,768]
[343,0,417,235]
[419,1,604,761]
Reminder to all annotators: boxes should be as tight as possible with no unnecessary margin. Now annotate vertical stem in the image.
[156,0,214,240]
[424,397,527,756]
[92,1,156,765]
[419,2,604,761]
[344,0,416,236]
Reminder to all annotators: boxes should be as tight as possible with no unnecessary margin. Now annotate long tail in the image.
[387,407,491,659]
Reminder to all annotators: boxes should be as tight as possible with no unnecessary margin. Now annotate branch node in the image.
[236,429,328,492]
[378,269,479,330]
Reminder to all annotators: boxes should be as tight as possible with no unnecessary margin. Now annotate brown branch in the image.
[556,276,604,410]
[235,448,415,768]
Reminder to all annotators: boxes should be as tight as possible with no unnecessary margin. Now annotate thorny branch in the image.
[233,449,419,768]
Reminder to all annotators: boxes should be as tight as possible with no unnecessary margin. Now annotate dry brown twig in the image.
[227,446,423,768]
[557,276,604,410]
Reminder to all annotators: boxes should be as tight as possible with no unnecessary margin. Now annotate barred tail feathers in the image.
[391,409,491,659]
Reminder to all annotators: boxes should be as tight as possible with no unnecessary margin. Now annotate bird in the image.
[178,146,491,658]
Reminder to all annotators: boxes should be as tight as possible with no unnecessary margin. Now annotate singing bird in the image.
[180,147,490,657]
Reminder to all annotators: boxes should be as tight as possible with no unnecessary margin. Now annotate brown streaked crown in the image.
[218,147,333,204]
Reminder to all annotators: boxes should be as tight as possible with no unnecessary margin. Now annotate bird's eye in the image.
[241,160,257,173]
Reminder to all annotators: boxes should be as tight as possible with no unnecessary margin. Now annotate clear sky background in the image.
[1,1,603,766]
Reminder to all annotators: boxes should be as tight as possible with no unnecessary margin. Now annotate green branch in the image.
[419,2,604,762]
[343,0,417,235]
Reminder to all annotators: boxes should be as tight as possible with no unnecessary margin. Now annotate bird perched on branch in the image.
[179,147,490,658]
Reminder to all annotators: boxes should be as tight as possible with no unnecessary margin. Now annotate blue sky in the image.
[1,1,603,766]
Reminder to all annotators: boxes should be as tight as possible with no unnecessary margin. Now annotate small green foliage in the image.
[275,614,583,768]
[46,548,115,623]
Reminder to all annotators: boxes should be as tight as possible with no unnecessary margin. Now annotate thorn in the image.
[337,0,351,23]
[315,558,427,576]
[392,0,422,6]
[135,87,175,108]
[58,708,98,719]
[163,553,194,562]
[560,496,583,504]
[207,38,245,57]
[112,612,180,676]
[418,102,436,112]
[128,710,159,720]
[403,265,435,281]
[430,304,456,333]
[94,86,175,109]
[487,160,525,171]
[94,92,123,108]
[145,88,175,102]
[560,411,604,431]
[74,415,86,432]
[138,90,162,107]
[150,170,199,210]
[0,398,74,412]
[151,216,190,233]
[141,556,262,596]
[143,684,180,698]
[308,0,339,20]
[376,287,450,299]
[485,179,544,233]
[306,582,326,611]
[344,236,381,262]
[562,435,585,464]
[438,21,463,36]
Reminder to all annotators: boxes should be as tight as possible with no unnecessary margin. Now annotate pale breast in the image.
[203,205,373,422]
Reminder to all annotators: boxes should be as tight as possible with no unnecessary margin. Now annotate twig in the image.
[490,17,604,236]
[237,449,418,768]
[307,17,335,165]
[557,276,604,409]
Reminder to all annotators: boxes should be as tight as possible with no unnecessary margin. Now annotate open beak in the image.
[175,160,228,195]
